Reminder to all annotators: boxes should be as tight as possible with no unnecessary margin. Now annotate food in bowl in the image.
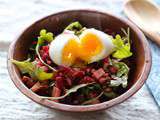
[11,21,133,105]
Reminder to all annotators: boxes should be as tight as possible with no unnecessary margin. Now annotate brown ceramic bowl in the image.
[7,10,151,112]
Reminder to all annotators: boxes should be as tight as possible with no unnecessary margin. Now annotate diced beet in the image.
[103,57,109,64]
[92,68,105,79]
[22,76,30,83]
[46,60,52,65]
[80,76,94,84]
[59,65,72,73]
[73,71,85,79]
[98,77,106,84]
[42,53,48,60]
[91,69,96,73]
[108,66,118,74]
[85,67,91,73]
[26,79,36,88]
[42,46,49,52]
[55,76,64,89]
[104,73,109,77]
[65,78,72,86]
[52,86,61,102]
[30,82,41,92]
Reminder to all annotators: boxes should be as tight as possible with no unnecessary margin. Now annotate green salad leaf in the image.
[11,59,53,81]
[37,29,54,45]
[113,62,129,77]
[103,91,118,98]
[41,83,95,100]
[112,28,132,59]
[65,21,82,31]
[65,21,85,35]
[110,61,129,88]
[36,29,56,71]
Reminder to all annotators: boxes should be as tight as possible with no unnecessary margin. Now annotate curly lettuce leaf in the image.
[11,59,53,81]
[37,29,54,45]
[110,61,129,88]
[112,28,132,59]
[65,21,85,35]
[36,29,56,71]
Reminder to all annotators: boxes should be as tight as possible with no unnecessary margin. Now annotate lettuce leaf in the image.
[110,61,129,88]
[11,59,53,81]
[65,21,85,35]
[112,28,132,59]
[36,29,56,71]
[37,29,54,45]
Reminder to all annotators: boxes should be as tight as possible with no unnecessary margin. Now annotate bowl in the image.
[7,10,151,112]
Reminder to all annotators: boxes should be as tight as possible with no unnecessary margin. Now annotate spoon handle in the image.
[146,31,160,46]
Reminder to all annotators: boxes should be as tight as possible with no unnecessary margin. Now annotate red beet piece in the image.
[55,76,64,89]
[103,57,109,64]
[65,78,72,86]
[26,79,36,88]
[80,76,95,84]
[98,77,106,84]
[92,68,105,79]
[30,82,41,92]
[73,70,85,79]
[22,76,30,83]
[108,66,118,74]
[42,46,49,52]
[52,86,61,102]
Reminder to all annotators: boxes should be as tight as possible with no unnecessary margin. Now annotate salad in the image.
[11,21,133,105]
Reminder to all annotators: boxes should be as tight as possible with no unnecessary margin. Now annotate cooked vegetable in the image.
[11,59,53,81]
[112,28,132,59]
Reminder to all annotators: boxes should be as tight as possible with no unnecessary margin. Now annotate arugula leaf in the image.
[35,29,56,71]
[82,92,103,105]
[41,83,95,100]
[112,28,133,59]
[11,59,53,81]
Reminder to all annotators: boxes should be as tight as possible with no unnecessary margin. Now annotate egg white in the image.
[49,33,79,66]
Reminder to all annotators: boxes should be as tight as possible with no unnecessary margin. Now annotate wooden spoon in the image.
[124,0,160,45]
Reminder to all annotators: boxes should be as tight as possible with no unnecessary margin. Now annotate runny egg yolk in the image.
[79,33,103,62]
[62,38,79,65]
[62,32,104,65]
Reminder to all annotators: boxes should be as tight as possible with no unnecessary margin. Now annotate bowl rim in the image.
[7,9,152,112]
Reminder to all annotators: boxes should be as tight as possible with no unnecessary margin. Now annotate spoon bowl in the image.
[124,0,160,45]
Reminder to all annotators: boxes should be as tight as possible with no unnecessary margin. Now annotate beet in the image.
[92,68,105,79]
